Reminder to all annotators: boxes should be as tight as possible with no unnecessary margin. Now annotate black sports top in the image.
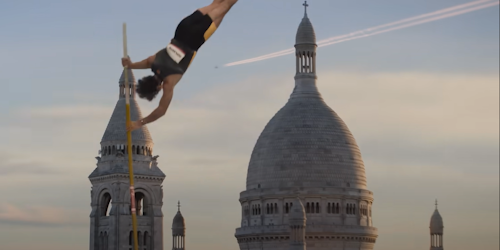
[151,38,196,80]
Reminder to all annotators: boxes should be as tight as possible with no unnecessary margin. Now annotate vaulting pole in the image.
[123,22,139,250]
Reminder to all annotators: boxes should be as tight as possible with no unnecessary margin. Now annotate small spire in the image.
[303,1,309,17]
[435,199,438,209]
[178,201,181,211]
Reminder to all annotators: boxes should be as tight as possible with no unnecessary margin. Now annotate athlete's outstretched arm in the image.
[128,75,182,132]
[122,56,155,69]
[139,84,174,125]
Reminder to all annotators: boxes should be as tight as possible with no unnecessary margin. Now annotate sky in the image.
[0,0,498,249]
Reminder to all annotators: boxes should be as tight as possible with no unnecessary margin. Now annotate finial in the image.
[303,1,309,16]
[435,199,438,209]
[178,201,181,211]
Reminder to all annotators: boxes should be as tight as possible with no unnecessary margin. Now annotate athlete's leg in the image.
[197,0,220,16]
[207,0,238,27]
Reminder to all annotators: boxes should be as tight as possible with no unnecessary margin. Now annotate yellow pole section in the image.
[123,22,139,250]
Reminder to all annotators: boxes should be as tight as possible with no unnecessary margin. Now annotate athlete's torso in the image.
[151,39,196,80]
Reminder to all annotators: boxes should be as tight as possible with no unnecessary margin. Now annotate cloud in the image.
[19,105,112,120]
[0,204,87,228]
[0,162,63,176]
[0,154,65,176]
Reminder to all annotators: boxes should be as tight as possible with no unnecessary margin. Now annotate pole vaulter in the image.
[122,0,238,133]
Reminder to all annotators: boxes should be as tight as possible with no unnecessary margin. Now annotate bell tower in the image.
[89,68,166,250]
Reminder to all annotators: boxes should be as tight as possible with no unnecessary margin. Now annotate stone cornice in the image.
[89,174,165,183]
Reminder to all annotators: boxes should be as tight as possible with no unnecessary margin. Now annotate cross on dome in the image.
[303,1,309,15]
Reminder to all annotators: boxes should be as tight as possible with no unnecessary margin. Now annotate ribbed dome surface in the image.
[101,69,152,144]
[295,16,316,45]
[246,93,368,190]
[430,209,444,233]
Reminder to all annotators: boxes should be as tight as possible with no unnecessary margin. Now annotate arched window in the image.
[285,203,289,214]
[143,231,149,250]
[138,231,142,247]
[99,232,104,250]
[129,231,133,249]
[135,192,149,216]
[104,232,108,250]
[100,193,112,216]
[274,203,278,214]
[316,202,320,213]
[266,204,270,214]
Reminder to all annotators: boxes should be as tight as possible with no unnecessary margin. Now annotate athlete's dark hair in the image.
[136,75,161,101]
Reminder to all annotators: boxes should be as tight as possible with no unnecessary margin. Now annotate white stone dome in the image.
[295,15,316,45]
[246,91,368,190]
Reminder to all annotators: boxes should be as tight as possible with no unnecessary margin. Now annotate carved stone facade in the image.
[235,3,378,249]
[89,69,165,250]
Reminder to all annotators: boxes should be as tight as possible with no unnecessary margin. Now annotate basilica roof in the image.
[246,90,368,190]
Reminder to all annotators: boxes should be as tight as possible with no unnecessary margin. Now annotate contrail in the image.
[224,0,498,67]
[318,1,500,48]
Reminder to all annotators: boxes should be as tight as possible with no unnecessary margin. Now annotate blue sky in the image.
[0,0,498,250]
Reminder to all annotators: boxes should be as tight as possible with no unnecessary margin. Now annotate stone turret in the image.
[430,200,444,250]
[89,68,165,250]
[289,197,306,250]
[172,201,186,250]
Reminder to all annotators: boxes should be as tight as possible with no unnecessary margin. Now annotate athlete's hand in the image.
[127,120,142,132]
[122,57,132,68]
